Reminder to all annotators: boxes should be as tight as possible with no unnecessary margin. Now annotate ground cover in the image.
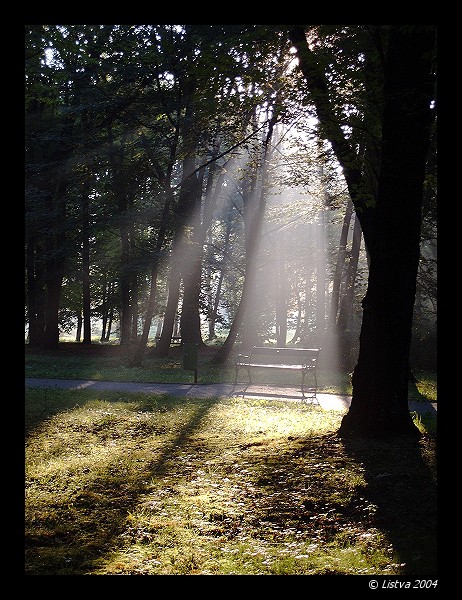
[25,385,437,577]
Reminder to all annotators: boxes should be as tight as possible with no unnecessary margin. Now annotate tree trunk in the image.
[288,292,303,345]
[336,212,362,332]
[212,126,276,363]
[156,267,182,357]
[338,25,436,436]
[82,183,92,344]
[275,232,288,346]
[130,127,179,364]
[291,25,436,436]
[315,211,326,345]
[179,167,206,346]
[44,272,62,348]
[26,236,47,347]
[180,145,226,346]
[328,199,354,328]
[43,181,67,349]
[75,312,82,342]
[129,264,160,366]
[100,279,108,343]
[129,185,172,364]
[108,127,132,348]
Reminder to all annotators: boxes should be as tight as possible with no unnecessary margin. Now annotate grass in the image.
[25,391,436,576]
[24,343,437,576]
[24,342,437,400]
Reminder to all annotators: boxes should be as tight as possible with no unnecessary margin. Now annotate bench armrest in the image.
[235,354,251,365]
[301,357,318,368]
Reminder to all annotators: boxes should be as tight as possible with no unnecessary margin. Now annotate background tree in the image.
[25,25,437,406]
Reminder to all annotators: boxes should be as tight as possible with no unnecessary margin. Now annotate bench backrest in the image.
[251,346,320,365]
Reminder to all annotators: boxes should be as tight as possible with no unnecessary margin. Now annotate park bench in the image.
[234,346,321,400]
[155,335,182,346]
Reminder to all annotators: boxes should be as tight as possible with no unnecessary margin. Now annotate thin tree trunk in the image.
[108,127,132,348]
[315,210,326,345]
[75,313,82,342]
[82,182,92,344]
[212,118,277,364]
[129,264,161,366]
[156,268,182,357]
[129,123,180,364]
[100,279,108,343]
[275,232,288,346]
[328,199,354,328]
[288,292,303,345]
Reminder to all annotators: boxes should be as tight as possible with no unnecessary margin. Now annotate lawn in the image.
[25,343,437,577]
[25,384,437,577]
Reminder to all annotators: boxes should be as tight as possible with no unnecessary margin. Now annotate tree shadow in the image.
[340,433,437,576]
[25,393,221,575]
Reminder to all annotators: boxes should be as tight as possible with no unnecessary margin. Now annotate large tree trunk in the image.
[338,25,436,436]
[290,25,436,436]
[179,164,207,346]
[180,145,227,346]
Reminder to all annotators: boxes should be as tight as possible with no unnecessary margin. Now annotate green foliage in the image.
[25,25,437,373]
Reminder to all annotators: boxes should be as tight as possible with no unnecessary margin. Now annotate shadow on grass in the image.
[25,391,221,575]
[25,389,437,576]
[340,434,437,576]
[235,430,437,576]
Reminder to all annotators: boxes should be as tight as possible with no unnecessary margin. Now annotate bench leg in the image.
[234,367,251,385]
[302,370,318,402]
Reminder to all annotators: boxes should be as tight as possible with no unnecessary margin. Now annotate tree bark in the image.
[329,199,354,328]
[290,25,436,436]
[81,181,92,344]
[338,25,436,436]
[336,212,362,332]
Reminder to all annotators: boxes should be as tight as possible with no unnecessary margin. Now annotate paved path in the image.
[25,378,437,417]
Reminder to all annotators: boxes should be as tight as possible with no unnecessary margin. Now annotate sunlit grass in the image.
[412,373,437,403]
[25,388,436,576]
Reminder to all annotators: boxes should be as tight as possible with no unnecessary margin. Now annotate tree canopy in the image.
[25,24,437,437]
